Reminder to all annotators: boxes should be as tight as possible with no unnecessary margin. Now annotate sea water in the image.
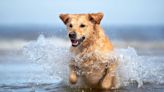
[23,34,164,89]
[0,26,164,92]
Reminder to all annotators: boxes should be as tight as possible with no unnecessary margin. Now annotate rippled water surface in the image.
[0,26,164,92]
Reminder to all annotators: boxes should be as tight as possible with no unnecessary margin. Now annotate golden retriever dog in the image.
[59,12,119,89]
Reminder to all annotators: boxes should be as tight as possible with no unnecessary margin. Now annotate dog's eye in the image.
[80,24,86,28]
[69,24,73,28]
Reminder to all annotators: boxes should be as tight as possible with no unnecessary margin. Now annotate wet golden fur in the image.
[59,12,119,89]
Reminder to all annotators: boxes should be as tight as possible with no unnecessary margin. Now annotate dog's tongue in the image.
[71,40,78,46]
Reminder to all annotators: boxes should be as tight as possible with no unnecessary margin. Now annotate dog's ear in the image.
[88,12,104,24]
[59,14,69,24]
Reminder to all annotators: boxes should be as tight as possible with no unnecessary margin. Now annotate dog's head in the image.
[59,12,104,47]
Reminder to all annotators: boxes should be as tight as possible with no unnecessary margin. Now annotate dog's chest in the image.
[74,53,108,75]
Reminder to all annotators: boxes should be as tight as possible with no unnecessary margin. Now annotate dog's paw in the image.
[101,81,112,89]
[101,75,117,89]
[69,72,77,84]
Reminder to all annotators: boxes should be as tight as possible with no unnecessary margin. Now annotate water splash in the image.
[23,35,164,87]
[23,35,71,83]
[114,47,164,87]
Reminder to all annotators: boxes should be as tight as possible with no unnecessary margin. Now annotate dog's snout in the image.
[69,32,76,39]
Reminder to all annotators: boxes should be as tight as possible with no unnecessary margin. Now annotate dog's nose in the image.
[69,32,76,39]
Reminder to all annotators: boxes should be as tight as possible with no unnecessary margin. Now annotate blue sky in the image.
[0,0,164,26]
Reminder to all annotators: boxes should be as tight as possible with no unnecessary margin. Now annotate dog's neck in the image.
[70,25,113,55]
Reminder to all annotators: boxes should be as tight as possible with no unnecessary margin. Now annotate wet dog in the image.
[59,12,119,89]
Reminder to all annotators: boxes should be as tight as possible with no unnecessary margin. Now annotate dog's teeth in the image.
[72,41,78,45]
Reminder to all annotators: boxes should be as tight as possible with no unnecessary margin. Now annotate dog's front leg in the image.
[69,68,78,84]
[69,60,78,84]
[101,63,118,89]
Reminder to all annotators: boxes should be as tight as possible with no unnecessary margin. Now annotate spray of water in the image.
[23,35,164,88]
[23,35,71,83]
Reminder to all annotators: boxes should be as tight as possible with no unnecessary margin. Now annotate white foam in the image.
[23,35,71,83]
[23,34,164,87]
[115,47,164,87]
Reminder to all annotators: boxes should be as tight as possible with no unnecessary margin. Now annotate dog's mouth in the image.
[70,36,85,47]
